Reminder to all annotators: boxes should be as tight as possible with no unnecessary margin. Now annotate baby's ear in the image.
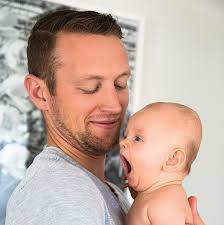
[162,148,186,172]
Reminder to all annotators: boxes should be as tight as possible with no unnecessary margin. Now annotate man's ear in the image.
[162,148,186,172]
[24,74,49,111]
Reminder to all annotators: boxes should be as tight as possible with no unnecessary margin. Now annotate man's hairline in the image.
[49,31,130,85]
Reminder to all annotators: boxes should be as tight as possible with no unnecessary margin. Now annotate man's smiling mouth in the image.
[90,120,119,129]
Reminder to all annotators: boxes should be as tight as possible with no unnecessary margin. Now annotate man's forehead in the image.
[53,32,130,82]
[55,31,124,49]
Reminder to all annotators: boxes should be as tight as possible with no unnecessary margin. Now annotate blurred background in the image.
[0,0,224,224]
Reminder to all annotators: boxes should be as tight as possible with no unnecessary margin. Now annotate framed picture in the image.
[0,0,144,198]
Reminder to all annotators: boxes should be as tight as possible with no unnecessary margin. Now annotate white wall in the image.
[139,2,224,225]
[63,0,224,224]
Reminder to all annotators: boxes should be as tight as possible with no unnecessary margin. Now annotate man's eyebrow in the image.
[118,70,131,78]
[78,70,131,81]
[79,75,103,81]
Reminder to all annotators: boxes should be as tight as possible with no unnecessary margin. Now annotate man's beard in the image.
[76,124,121,155]
[50,101,122,156]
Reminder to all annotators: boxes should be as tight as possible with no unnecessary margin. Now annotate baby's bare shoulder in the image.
[146,186,192,224]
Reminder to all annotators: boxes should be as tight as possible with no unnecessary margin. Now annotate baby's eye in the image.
[134,136,142,142]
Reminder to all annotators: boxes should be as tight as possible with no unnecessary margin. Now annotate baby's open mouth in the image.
[120,154,132,177]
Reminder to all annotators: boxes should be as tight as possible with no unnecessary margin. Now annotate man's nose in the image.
[100,87,122,113]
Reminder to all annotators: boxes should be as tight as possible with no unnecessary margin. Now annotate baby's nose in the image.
[120,139,129,149]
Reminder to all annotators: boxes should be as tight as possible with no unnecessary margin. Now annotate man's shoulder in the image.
[10,149,102,198]
[5,148,127,225]
[6,151,106,225]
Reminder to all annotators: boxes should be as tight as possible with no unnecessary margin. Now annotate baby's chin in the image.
[126,176,143,192]
[128,177,162,193]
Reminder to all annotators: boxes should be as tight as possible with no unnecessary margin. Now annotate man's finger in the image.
[188,196,205,225]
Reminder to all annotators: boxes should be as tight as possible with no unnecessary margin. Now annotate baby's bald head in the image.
[142,102,202,174]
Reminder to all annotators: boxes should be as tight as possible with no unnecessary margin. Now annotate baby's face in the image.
[120,103,202,192]
[120,108,172,192]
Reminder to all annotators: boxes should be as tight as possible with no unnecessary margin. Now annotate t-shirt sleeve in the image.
[6,168,105,225]
[43,175,105,225]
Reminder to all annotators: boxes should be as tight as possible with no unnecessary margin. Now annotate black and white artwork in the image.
[0,0,144,222]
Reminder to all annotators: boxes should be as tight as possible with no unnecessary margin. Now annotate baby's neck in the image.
[140,174,185,195]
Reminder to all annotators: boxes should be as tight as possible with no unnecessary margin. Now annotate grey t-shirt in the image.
[5,146,130,225]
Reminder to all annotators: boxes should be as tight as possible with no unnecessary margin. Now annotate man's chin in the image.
[92,136,118,152]
[80,125,121,154]
[97,134,120,152]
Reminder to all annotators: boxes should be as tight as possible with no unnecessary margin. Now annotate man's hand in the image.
[188,196,205,225]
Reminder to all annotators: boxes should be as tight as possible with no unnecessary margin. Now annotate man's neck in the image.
[47,134,106,181]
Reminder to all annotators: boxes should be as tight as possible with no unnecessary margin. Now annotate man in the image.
[5,10,205,225]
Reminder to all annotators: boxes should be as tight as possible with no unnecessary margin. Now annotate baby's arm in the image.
[125,199,152,225]
[126,187,193,225]
[147,191,193,225]
[147,202,185,225]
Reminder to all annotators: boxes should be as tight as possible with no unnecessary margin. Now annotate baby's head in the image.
[120,102,202,192]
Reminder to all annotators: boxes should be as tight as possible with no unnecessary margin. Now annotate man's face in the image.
[46,33,130,156]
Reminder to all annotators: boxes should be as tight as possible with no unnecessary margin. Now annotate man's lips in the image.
[90,120,119,129]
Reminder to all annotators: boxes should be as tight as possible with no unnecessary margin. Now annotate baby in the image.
[120,102,202,225]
